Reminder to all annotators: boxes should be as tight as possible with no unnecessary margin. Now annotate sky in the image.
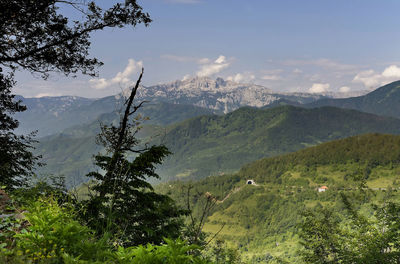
[14,0,400,98]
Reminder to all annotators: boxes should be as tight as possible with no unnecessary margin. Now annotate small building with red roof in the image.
[318,186,328,192]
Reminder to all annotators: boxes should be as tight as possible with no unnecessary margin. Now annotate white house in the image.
[318,186,328,192]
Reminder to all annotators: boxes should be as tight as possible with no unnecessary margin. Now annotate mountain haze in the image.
[15,95,218,137]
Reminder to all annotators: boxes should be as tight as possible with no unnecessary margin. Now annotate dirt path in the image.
[216,186,243,204]
[215,183,260,204]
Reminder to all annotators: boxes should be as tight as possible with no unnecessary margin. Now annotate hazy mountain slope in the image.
[58,102,219,138]
[14,96,96,136]
[158,106,400,181]
[15,92,217,137]
[34,102,217,187]
[307,80,400,118]
[35,105,400,186]
[35,123,164,188]
[159,134,400,261]
[15,94,127,137]
[15,77,327,137]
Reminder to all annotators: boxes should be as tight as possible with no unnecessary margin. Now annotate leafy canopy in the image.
[0,0,150,188]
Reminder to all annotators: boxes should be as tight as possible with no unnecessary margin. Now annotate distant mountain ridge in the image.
[15,94,218,137]
[307,80,400,118]
[35,104,400,186]
[15,95,119,137]
[137,76,327,113]
[33,101,218,187]
[16,76,329,136]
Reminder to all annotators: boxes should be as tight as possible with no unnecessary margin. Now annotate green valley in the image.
[35,105,400,186]
[4,1,400,263]
[158,134,400,262]
[158,105,400,181]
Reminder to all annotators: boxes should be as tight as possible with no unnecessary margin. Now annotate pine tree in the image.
[82,70,187,246]
[0,71,39,188]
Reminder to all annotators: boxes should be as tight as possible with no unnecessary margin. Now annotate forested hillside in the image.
[158,134,400,262]
[4,0,400,263]
[158,106,400,181]
[35,105,400,186]
[33,102,216,187]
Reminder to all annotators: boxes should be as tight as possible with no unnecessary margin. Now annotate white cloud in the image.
[382,65,400,78]
[293,68,302,74]
[309,83,330,93]
[215,56,226,64]
[261,69,283,74]
[339,86,351,93]
[352,65,400,88]
[196,55,230,77]
[261,75,281,81]
[226,72,255,83]
[182,74,191,81]
[34,92,63,98]
[353,70,382,87]
[198,58,210,64]
[89,59,143,89]
[259,69,283,81]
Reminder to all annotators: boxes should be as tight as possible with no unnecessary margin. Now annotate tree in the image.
[299,192,400,263]
[0,0,151,188]
[82,70,187,247]
[0,71,39,188]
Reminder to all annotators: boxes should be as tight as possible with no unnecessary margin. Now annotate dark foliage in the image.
[0,72,39,188]
[300,193,400,263]
[239,133,400,184]
[82,71,187,246]
[0,0,150,189]
[0,0,151,77]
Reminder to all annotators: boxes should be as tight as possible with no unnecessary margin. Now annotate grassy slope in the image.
[158,134,400,262]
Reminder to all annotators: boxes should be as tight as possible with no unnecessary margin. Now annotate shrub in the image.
[12,198,111,263]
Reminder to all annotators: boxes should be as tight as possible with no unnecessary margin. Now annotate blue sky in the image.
[15,0,400,97]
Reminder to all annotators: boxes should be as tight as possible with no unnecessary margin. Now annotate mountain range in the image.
[15,78,400,186]
[16,76,329,137]
[13,76,400,261]
[305,80,400,119]
[34,105,400,186]
[135,76,328,113]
